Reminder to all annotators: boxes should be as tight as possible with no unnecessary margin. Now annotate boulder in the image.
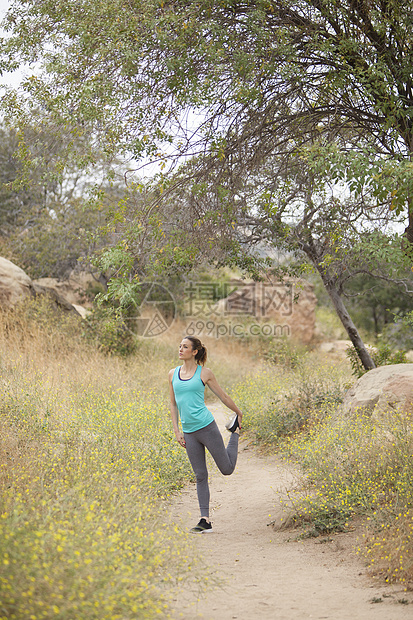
[0,256,34,307]
[341,363,413,417]
[31,281,82,313]
[72,303,91,319]
[0,256,90,317]
[33,272,97,307]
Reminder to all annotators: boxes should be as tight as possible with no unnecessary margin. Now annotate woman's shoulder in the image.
[200,366,214,381]
[168,366,179,378]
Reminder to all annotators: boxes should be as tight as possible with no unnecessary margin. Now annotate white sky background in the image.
[0,0,23,88]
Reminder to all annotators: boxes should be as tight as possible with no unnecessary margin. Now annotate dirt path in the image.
[170,403,412,620]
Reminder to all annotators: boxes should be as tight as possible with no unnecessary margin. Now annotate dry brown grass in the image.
[0,302,211,619]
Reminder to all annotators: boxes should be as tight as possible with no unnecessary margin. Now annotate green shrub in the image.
[231,351,350,445]
[346,342,407,378]
[231,351,413,584]
[81,305,138,356]
[286,411,413,583]
[263,338,304,369]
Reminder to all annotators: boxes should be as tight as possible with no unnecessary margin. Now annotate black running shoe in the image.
[225,414,239,433]
[190,518,212,533]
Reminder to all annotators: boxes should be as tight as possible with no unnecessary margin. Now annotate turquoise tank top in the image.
[172,365,214,433]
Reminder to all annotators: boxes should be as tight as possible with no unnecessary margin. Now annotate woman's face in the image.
[179,338,197,361]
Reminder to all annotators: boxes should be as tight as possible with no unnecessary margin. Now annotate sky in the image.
[0,0,8,17]
[0,0,25,89]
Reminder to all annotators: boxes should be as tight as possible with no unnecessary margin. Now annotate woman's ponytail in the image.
[184,336,207,365]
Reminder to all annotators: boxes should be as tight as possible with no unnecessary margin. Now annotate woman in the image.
[169,336,242,533]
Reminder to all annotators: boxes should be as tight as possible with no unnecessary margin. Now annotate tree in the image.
[159,144,411,369]
[2,1,412,216]
[345,273,413,337]
[1,0,413,366]
[0,122,118,278]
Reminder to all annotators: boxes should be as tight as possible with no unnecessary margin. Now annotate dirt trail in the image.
[170,403,412,620]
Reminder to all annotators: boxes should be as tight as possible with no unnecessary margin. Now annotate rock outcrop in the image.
[0,256,34,306]
[0,256,91,317]
[33,273,97,307]
[341,363,413,418]
[216,279,317,344]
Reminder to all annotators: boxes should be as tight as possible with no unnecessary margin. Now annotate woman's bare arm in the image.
[201,367,243,427]
[168,369,186,447]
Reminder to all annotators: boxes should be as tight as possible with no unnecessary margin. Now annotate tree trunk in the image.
[317,270,376,371]
[401,148,413,260]
[402,194,413,262]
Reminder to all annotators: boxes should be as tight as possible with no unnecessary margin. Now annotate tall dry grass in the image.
[0,299,258,619]
[0,300,249,619]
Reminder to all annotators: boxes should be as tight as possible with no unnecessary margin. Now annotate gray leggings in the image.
[184,420,239,518]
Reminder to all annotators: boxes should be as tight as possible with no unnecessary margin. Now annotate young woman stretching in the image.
[169,336,242,533]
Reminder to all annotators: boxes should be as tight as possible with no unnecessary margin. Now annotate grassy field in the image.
[1,300,412,619]
[0,302,257,619]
